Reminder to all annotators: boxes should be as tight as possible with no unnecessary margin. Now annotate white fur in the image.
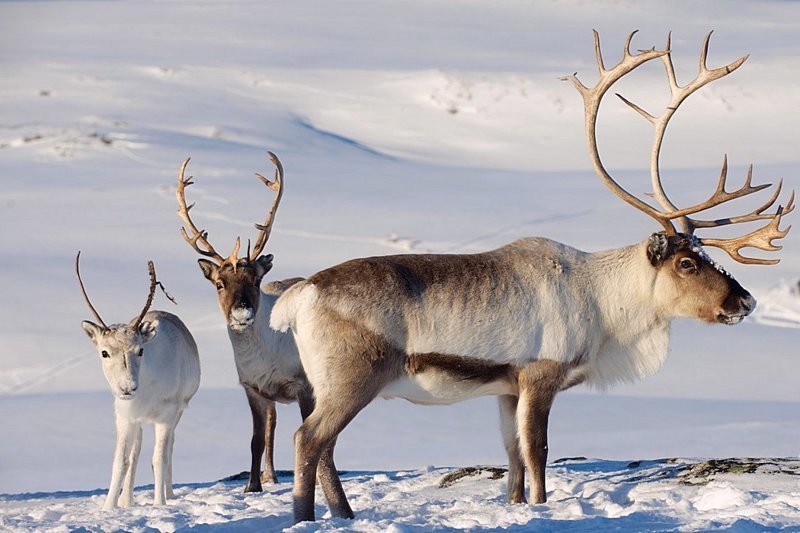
[381,372,516,405]
[269,281,314,334]
[82,311,200,510]
[227,285,306,402]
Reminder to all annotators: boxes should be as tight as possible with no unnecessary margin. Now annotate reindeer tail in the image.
[269,280,315,332]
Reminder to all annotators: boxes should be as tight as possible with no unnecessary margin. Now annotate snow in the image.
[3,458,799,532]
[1,0,799,531]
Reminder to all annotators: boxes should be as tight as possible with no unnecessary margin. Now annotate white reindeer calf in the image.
[77,253,201,510]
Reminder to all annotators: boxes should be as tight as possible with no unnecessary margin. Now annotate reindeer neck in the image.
[577,240,671,387]
[583,241,665,327]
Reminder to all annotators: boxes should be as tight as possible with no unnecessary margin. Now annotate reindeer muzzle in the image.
[717,293,756,325]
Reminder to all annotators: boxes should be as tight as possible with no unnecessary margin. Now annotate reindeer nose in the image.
[740,294,757,315]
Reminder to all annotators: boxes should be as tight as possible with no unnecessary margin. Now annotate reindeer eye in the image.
[680,258,695,270]
[215,282,224,291]
[137,349,143,357]
[101,350,110,358]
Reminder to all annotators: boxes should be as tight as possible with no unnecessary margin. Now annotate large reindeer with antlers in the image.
[77,253,200,510]
[271,32,794,523]
[177,153,349,508]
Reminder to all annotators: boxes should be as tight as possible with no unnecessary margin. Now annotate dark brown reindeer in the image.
[177,153,348,508]
[271,32,793,522]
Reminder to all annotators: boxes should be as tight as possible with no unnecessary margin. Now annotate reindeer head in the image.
[177,152,284,332]
[646,233,754,324]
[566,31,793,325]
[77,253,160,400]
[198,256,274,330]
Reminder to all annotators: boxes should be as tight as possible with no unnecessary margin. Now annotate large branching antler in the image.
[701,204,793,264]
[176,153,285,267]
[250,151,284,261]
[75,251,108,329]
[616,32,750,233]
[563,31,673,227]
[177,158,231,265]
[564,30,793,265]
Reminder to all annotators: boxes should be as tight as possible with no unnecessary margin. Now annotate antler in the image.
[565,30,793,264]
[668,159,794,265]
[700,203,793,265]
[75,251,108,329]
[132,261,158,330]
[250,151,285,261]
[563,31,672,231]
[177,152,284,266]
[177,158,231,265]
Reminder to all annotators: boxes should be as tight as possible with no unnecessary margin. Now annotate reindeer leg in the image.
[499,394,526,504]
[243,386,267,493]
[152,417,177,505]
[119,423,142,508]
[516,360,566,504]
[292,312,403,523]
[293,373,388,522]
[105,417,137,510]
[261,400,278,484]
[317,438,353,519]
[295,392,354,520]
[293,392,318,522]
[293,394,369,523]
[165,410,183,499]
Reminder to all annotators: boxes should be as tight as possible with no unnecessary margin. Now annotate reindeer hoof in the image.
[243,483,263,493]
[508,494,527,504]
[531,493,547,504]
[260,471,278,484]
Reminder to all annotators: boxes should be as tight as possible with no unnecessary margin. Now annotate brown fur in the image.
[263,277,306,296]
[309,252,517,305]
[243,385,278,484]
[406,352,515,385]
[199,257,273,321]
[649,235,749,324]
[515,360,568,504]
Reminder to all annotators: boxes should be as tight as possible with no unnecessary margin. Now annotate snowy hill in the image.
[1,0,799,531]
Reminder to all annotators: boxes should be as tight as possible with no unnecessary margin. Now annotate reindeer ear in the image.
[197,259,219,281]
[137,320,158,343]
[81,320,104,342]
[254,254,274,278]
[647,232,672,266]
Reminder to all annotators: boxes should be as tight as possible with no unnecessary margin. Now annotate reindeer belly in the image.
[380,352,516,405]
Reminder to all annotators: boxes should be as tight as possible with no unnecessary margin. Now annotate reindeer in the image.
[76,253,200,510]
[176,153,348,507]
[270,32,794,523]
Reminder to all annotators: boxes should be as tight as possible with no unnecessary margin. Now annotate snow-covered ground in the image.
[1,1,799,531]
[4,458,800,532]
